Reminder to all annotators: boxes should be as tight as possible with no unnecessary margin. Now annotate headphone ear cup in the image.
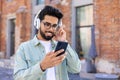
[34,10,41,30]
[36,18,40,29]
[58,19,62,27]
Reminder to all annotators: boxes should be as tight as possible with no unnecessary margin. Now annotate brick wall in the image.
[0,0,2,52]
[0,0,31,58]
[94,0,120,74]
[1,0,120,75]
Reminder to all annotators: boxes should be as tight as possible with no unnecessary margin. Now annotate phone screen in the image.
[55,41,68,56]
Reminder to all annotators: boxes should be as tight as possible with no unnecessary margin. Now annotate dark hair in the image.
[38,5,63,22]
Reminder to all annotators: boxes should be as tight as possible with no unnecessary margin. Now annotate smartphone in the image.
[55,41,68,56]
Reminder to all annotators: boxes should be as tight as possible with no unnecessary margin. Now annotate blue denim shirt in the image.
[14,36,81,80]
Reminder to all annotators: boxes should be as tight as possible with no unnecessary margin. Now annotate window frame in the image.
[75,4,94,58]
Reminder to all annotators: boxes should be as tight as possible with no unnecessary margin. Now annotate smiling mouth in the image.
[46,32,53,35]
[45,31,53,34]
[45,31,55,36]
[46,32,52,34]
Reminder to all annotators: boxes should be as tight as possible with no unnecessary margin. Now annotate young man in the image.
[14,5,81,80]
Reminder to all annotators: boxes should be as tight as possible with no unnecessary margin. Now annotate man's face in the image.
[39,15,59,41]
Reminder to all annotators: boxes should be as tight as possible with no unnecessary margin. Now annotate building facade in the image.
[0,0,31,58]
[94,0,120,74]
[0,0,120,75]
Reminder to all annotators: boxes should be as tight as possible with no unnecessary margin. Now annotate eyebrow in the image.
[43,21,58,25]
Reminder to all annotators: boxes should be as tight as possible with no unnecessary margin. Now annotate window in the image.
[36,0,44,5]
[76,5,93,26]
[6,19,15,58]
[6,0,12,2]
[76,5,93,58]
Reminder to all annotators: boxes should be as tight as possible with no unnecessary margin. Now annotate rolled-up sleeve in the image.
[14,44,45,80]
[66,44,81,73]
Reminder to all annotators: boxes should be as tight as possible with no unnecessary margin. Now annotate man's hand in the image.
[40,49,66,71]
[55,25,67,42]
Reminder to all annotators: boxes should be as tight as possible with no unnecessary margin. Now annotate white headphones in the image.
[34,10,41,30]
[34,9,62,30]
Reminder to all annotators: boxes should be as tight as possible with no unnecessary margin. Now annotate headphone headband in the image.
[34,9,62,30]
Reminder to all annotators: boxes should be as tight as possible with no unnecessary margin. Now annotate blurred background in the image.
[0,0,120,80]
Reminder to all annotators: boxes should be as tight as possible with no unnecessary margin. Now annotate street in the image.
[0,67,93,80]
[0,67,13,80]
[0,67,82,80]
[0,59,95,80]
[1,59,119,80]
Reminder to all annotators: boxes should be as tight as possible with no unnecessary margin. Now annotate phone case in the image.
[55,41,68,56]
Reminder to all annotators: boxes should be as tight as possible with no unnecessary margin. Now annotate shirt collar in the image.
[32,35,40,46]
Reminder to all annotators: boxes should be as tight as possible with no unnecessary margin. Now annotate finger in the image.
[54,60,62,66]
[53,55,65,66]
[56,30,61,36]
[54,54,66,62]
[64,52,67,56]
[60,25,65,29]
[53,49,64,57]
[46,51,54,57]
[60,28,66,34]
[57,27,65,36]
[58,27,63,33]
[59,29,63,35]
[51,53,66,66]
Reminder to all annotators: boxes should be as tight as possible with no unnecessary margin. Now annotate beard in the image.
[39,28,55,40]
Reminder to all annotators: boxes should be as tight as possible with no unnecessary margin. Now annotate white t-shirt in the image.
[39,40,56,80]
